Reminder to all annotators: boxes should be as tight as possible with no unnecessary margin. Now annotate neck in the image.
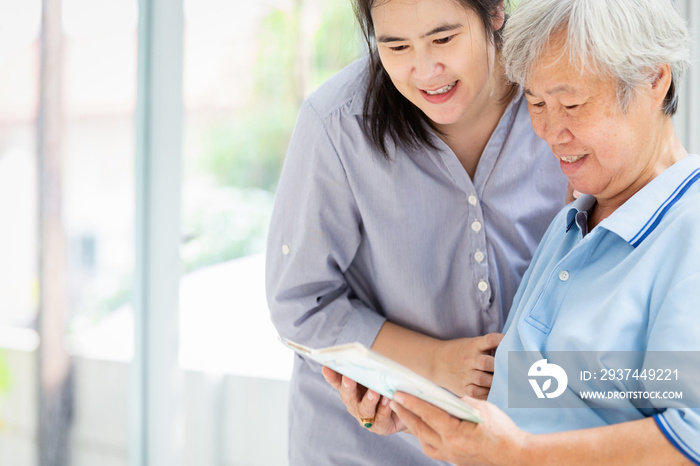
[590,120,688,229]
[436,54,512,179]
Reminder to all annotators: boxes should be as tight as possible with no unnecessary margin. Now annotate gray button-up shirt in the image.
[266,58,567,465]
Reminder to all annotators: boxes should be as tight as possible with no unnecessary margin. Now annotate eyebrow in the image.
[524,84,579,97]
[376,23,463,43]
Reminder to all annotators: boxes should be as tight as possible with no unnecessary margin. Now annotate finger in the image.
[393,392,462,436]
[390,394,442,445]
[390,395,427,432]
[374,396,403,434]
[376,395,392,420]
[357,388,381,421]
[459,394,487,412]
[476,332,504,352]
[463,384,490,400]
[338,375,362,409]
[322,366,342,390]
[341,375,367,397]
[473,353,496,373]
[341,374,357,391]
[391,402,443,460]
[468,366,495,387]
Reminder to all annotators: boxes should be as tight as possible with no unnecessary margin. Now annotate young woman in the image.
[266,0,567,464]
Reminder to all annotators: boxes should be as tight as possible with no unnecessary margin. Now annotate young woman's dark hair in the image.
[352,0,512,157]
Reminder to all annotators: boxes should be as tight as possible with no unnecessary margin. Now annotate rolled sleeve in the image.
[647,271,700,464]
[265,100,386,353]
[654,411,700,465]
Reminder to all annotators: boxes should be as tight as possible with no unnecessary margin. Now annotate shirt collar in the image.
[571,155,700,246]
[566,194,596,236]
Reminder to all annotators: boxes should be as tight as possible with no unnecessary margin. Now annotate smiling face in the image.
[371,0,503,131]
[523,36,679,212]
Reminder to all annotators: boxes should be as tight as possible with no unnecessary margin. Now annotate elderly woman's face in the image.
[523,42,663,203]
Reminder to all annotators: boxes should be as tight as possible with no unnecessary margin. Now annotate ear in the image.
[492,1,505,31]
[650,64,673,108]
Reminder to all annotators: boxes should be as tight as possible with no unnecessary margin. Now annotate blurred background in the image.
[0,0,362,464]
[0,0,697,465]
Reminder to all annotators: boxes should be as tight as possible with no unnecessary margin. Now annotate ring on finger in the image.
[359,416,375,428]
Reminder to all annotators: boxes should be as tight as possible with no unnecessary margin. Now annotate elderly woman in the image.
[334,0,700,464]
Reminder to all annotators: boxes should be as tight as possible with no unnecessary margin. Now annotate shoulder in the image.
[497,89,553,161]
[284,58,376,169]
[668,182,700,244]
[508,91,547,148]
[303,57,369,122]
[487,88,567,191]
[657,155,700,240]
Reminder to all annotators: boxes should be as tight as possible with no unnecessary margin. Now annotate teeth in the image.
[425,82,456,95]
[560,155,585,163]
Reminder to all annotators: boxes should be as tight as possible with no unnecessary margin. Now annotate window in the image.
[0,0,361,464]
[1,1,695,465]
[179,1,361,463]
[0,0,40,329]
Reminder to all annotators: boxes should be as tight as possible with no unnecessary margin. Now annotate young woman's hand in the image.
[322,366,406,435]
[432,333,504,399]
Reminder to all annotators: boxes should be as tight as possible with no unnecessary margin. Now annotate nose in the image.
[412,50,443,83]
[532,107,574,146]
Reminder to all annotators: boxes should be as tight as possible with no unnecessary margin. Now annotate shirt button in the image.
[558,270,570,282]
[468,195,478,206]
[471,221,482,233]
[474,250,485,263]
[478,280,489,292]
[282,244,291,256]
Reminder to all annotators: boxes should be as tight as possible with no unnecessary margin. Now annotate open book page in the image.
[281,339,483,423]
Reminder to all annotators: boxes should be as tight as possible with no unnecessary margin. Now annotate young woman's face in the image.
[371,0,501,128]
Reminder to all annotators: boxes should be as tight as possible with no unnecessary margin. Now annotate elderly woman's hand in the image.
[390,392,529,466]
[322,366,406,435]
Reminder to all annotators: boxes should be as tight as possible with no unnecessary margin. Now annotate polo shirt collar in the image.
[588,155,700,246]
[566,194,596,236]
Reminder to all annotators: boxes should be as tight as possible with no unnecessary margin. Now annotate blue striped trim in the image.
[566,218,575,232]
[630,169,700,247]
[654,414,700,465]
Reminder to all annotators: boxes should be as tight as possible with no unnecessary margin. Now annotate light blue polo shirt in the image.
[489,155,700,464]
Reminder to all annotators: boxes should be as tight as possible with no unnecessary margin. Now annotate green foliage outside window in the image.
[181,2,362,273]
[0,350,10,423]
[198,3,361,192]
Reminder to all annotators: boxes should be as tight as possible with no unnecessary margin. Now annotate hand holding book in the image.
[322,365,405,434]
[281,338,483,423]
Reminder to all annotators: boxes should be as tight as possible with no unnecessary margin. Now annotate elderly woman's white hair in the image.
[502,0,691,115]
